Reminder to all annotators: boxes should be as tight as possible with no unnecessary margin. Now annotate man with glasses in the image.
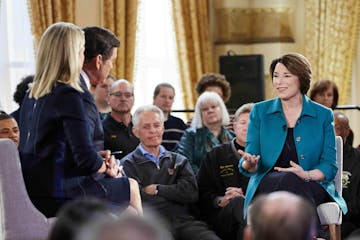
[102,79,139,159]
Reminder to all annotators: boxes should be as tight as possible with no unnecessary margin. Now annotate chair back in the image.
[0,139,55,240]
[335,136,343,196]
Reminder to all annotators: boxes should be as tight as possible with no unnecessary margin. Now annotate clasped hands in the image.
[98,150,123,178]
[218,187,244,208]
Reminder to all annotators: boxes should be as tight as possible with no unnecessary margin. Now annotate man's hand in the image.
[143,184,158,195]
[218,187,244,208]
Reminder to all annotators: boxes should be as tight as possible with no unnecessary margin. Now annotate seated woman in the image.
[238,53,347,238]
[0,111,19,146]
[177,91,235,174]
[18,22,142,217]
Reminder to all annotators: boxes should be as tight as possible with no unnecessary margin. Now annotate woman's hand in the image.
[274,160,307,179]
[239,149,260,172]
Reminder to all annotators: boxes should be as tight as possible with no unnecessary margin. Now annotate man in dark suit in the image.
[80,26,120,151]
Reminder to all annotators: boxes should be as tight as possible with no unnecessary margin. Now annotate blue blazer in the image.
[19,83,103,199]
[239,96,347,215]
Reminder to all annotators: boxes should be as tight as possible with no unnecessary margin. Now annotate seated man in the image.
[197,103,252,240]
[122,105,221,240]
[102,80,139,160]
[244,191,316,240]
[334,111,360,238]
[0,111,19,147]
[153,83,187,151]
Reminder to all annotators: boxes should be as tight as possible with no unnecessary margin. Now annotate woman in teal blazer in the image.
[239,53,347,238]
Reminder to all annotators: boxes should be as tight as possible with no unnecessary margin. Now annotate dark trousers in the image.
[207,196,246,240]
[256,171,331,238]
[170,215,222,240]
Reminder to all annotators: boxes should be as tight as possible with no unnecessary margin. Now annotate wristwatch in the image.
[154,185,159,195]
[304,171,312,182]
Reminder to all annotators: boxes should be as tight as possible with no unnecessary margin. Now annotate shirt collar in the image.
[266,95,317,118]
[80,70,91,90]
[138,144,166,164]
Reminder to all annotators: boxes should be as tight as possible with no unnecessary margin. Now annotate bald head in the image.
[108,79,135,114]
[334,111,350,143]
[247,191,316,240]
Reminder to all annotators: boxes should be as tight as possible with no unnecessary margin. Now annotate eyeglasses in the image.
[109,91,133,98]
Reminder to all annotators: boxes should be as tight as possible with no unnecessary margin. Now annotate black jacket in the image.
[122,147,198,218]
[197,139,249,216]
[342,143,360,222]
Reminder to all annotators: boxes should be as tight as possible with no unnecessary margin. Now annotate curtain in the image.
[305,0,360,104]
[27,0,75,47]
[172,0,214,109]
[102,0,138,82]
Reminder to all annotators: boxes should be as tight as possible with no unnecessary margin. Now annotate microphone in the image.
[282,125,287,131]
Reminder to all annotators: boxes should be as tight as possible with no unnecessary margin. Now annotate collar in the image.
[138,144,166,164]
[80,70,90,90]
[230,138,244,159]
[266,95,317,118]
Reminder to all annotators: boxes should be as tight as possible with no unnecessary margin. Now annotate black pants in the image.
[170,214,222,240]
[206,196,246,240]
[256,171,331,238]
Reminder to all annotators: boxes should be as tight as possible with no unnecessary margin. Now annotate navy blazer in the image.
[19,83,103,199]
[239,96,347,215]
[79,75,104,151]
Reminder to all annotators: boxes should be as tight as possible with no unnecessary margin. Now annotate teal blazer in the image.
[239,95,347,215]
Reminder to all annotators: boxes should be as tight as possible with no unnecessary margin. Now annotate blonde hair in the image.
[30,22,85,99]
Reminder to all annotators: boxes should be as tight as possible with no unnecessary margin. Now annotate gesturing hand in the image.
[239,149,260,172]
[274,160,306,179]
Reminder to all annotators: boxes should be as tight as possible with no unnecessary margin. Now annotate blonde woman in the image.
[18,22,142,217]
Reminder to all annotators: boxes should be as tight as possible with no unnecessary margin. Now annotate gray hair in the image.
[132,105,165,129]
[191,91,230,129]
[234,103,254,122]
[110,79,134,93]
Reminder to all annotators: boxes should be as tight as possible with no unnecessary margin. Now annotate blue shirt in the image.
[138,144,166,165]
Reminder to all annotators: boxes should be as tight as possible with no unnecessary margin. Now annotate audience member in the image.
[122,105,221,240]
[333,111,360,238]
[244,191,316,240]
[76,213,173,240]
[238,53,347,238]
[197,103,253,240]
[48,198,114,240]
[309,80,339,109]
[196,73,231,103]
[177,92,234,174]
[81,26,120,151]
[90,74,115,119]
[10,75,33,123]
[0,111,19,146]
[102,79,139,160]
[153,83,187,151]
[309,80,356,147]
[18,22,142,217]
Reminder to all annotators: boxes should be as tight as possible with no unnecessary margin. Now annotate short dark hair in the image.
[0,111,13,121]
[13,75,34,105]
[153,83,175,98]
[309,80,339,109]
[269,53,311,95]
[48,198,112,240]
[83,26,120,63]
[196,73,231,102]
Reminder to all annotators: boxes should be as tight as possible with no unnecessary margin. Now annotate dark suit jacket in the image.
[79,75,104,151]
[19,83,103,200]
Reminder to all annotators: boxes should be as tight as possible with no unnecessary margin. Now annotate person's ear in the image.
[95,54,102,70]
[133,127,140,139]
